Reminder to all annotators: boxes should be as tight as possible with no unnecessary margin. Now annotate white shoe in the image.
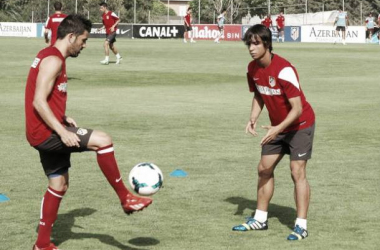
[183,40,187,43]
[190,40,196,43]
[100,59,109,65]
[116,57,123,64]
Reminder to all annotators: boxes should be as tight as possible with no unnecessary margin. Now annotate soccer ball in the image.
[128,162,163,196]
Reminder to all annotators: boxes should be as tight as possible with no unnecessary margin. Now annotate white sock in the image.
[253,209,268,223]
[105,56,109,61]
[116,53,121,59]
[295,218,307,230]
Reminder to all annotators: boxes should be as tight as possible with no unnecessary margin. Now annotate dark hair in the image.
[242,24,273,52]
[187,7,192,11]
[54,2,62,11]
[57,14,92,40]
[99,2,108,8]
[221,8,227,13]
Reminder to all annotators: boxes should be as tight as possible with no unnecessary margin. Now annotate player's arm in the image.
[97,25,105,31]
[44,30,50,44]
[33,56,80,147]
[110,15,120,32]
[246,93,264,136]
[260,96,302,145]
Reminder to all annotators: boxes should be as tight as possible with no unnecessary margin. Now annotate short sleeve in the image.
[278,67,301,99]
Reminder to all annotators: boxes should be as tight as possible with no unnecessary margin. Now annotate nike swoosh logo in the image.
[121,29,130,35]
[298,153,307,157]
[116,177,122,183]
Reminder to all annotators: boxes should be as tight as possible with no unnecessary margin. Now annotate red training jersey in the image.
[184,13,191,26]
[102,11,119,35]
[247,54,315,132]
[25,47,68,146]
[45,13,67,45]
[261,18,272,28]
[276,15,285,28]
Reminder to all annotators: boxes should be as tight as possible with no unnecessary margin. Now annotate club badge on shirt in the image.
[269,76,276,87]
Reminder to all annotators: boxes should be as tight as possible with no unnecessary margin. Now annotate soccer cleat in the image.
[121,193,153,215]
[287,225,309,240]
[183,40,188,43]
[116,57,123,64]
[33,243,61,250]
[232,217,268,231]
[100,59,109,65]
[190,40,196,43]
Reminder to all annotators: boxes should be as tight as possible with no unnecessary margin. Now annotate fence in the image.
[0,0,375,26]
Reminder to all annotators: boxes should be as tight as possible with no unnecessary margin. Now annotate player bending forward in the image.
[25,15,152,250]
[232,24,315,241]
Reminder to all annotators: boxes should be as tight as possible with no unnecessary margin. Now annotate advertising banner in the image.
[89,23,132,38]
[301,25,365,43]
[190,25,242,41]
[0,22,37,37]
[285,26,301,42]
[242,25,279,42]
[133,25,184,39]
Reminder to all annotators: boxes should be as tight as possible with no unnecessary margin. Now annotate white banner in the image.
[301,25,365,43]
[0,22,37,37]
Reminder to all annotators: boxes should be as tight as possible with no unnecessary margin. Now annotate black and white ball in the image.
[128,162,163,196]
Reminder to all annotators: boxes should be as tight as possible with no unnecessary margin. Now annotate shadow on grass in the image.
[46,207,159,250]
[225,197,296,229]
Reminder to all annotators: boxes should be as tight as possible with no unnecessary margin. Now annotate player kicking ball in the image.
[25,15,152,250]
[232,24,315,241]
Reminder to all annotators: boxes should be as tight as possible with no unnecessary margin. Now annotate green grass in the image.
[0,37,379,250]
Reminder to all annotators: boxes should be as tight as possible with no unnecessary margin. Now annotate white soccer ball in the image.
[128,162,163,196]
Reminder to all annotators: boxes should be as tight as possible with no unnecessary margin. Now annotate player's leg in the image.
[33,150,70,249]
[100,39,110,65]
[342,29,346,45]
[232,154,284,231]
[189,27,195,43]
[281,30,285,42]
[277,28,280,42]
[184,28,188,43]
[108,33,122,64]
[256,154,283,212]
[286,124,314,240]
[87,130,152,213]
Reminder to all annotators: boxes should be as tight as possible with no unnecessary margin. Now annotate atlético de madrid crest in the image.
[269,76,276,87]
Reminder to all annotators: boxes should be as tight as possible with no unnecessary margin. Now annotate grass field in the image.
[0,37,379,250]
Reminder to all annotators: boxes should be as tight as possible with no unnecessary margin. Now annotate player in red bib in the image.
[232,24,315,241]
[261,15,273,29]
[44,1,67,46]
[183,7,195,43]
[98,2,122,65]
[26,15,152,250]
[276,11,285,42]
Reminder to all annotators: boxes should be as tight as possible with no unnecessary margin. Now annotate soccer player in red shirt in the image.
[276,11,285,42]
[184,7,195,43]
[44,2,67,46]
[98,2,122,65]
[26,15,152,250]
[261,15,273,29]
[232,24,315,241]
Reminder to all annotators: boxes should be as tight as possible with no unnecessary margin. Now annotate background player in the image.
[378,14,380,44]
[44,1,67,46]
[232,24,315,241]
[183,7,195,43]
[276,12,285,42]
[214,8,226,43]
[365,12,375,43]
[97,2,122,65]
[25,15,152,250]
[334,8,349,45]
[261,14,273,29]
